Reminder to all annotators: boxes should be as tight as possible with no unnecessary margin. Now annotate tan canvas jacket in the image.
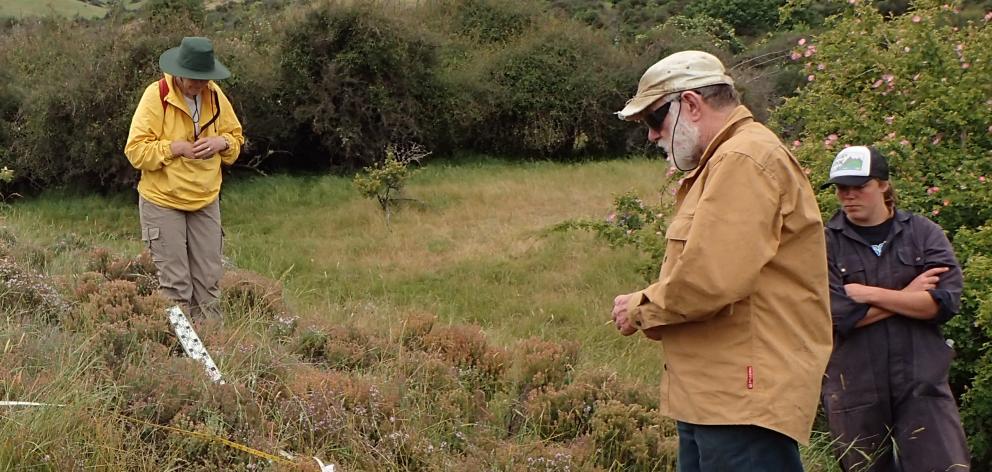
[626,106,832,444]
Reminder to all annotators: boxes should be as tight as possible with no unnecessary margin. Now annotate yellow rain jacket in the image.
[124,74,244,211]
[626,106,832,444]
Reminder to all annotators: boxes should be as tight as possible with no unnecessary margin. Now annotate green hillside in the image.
[0,0,106,19]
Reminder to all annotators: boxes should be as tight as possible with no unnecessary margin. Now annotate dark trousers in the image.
[677,422,804,472]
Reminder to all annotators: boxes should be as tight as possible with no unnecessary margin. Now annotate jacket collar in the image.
[827,208,911,246]
[826,208,911,230]
[684,106,754,181]
[164,73,217,115]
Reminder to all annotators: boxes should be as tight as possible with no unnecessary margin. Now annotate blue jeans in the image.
[677,421,804,472]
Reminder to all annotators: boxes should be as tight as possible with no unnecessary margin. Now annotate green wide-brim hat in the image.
[159,36,230,81]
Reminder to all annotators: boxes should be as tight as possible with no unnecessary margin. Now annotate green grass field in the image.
[0,0,106,19]
[5,157,668,381]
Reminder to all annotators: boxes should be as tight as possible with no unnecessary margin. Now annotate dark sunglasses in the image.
[642,98,677,131]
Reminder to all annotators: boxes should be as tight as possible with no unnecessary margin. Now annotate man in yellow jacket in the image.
[611,51,832,470]
[124,37,244,319]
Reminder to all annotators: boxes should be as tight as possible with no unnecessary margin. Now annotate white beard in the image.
[657,102,702,171]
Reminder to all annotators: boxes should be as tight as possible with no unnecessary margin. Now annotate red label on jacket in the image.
[747,366,754,389]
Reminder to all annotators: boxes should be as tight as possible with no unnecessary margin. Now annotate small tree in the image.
[553,174,677,283]
[353,144,431,226]
[0,166,15,205]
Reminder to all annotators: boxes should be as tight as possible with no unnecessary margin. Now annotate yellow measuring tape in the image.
[1,401,294,465]
[116,413,295,465]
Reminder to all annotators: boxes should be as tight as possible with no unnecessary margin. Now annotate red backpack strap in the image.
[158,77,169,111]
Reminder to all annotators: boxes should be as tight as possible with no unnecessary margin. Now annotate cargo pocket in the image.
[141,227,164,262]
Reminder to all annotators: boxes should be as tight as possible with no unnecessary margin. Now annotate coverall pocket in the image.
[912,331,955,397]
[837,255,867,285]
[823,335,879,412]
[896,246,926,283]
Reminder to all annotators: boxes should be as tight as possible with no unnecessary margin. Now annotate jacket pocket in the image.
[836,255,867,285]
[665,213,692,240]
[662,213,692,266]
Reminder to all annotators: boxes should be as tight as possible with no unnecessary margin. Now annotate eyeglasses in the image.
[642,97,678,131]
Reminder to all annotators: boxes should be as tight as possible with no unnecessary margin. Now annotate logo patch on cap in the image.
[830,147,872,178]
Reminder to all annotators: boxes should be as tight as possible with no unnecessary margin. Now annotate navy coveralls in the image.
[823,209,970,472]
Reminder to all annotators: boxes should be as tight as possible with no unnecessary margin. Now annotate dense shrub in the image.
[457,19,640,157]
[771,1,992,465]
[0,17,176,191]
[277,1,449,170]
[451,0,539,44]
[0,68,17,166]
[685,0,784,37]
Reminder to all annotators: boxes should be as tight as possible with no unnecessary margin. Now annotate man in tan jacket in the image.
[611,51,832,471]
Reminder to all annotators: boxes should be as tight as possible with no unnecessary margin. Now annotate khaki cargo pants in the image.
[139,195,224,319]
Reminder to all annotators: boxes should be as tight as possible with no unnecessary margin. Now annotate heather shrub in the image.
[398,350,460,393]
[520,369,657,440]
[466,438,594,471]
[396,350,493,451]
[120,356,207,426]
[281,368,400,455]
[85,247,158,294]
[509,337,579,396]
[322,324,390,370]
[398,312,437,350]
[74,279,143,331]
[233,349,293,406]
[220,268,291,321]
[0,256,70,322]
[289,327,328,362]
[591,400,677,471]
[51,232,88,255]
[422,324,508,395]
